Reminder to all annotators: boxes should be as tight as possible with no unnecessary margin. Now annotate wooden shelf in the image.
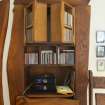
[24,42,75,47]
[25,64,75,69]
[64,25,72,30]
[25,92,74,98]
[16,96,79,105]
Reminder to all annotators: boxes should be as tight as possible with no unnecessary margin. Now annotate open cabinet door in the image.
[0,0,10,105]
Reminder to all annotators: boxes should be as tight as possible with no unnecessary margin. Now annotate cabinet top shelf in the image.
[25,64,75,69]
[25,42,75,47]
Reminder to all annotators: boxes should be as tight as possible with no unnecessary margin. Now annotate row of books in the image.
[26,11,32,27]
[25,28,33,43]
[25,10,73,43]
[25,7,33,43]
[64,11,73,28]
[41,50,55,64]
[25,49,74,65]
[64,28,73,42]
[59,52,74,65]
[25,53,38,64]
[26,7,72,28]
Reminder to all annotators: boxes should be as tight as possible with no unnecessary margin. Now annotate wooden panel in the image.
[7,5,24,105]
[0,2,2,32]
[15,0,90,6]
[64,0,90,6]
[16,97,80,105]
[93,77,105,88]
[75,6,90,105]
[51,3,61,42]
[96,94,105,105]
[33,1,47,42]
[0,0,10,105]
[89,70,93,105]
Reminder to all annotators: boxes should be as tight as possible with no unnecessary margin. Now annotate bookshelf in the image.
[7,0,90,105]
[24,1,75,43]
[24,42,75,98]
[23,0,75,100]
[24,42,75,65]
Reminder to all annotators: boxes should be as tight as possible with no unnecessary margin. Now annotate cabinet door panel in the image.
[33,1,47,42]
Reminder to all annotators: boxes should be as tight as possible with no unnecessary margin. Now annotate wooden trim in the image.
[75,6,90,105]
[0,0,10,105]
[89,70,93,105]
[7,4,24,105]
[95,93,105,105]
[14,0,90,6]
[93,77,105,88]
[16,97,80,105]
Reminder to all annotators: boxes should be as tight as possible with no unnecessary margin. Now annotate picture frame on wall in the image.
[96,31,105,43]
[97,60,105,71]
[96,46,105,57]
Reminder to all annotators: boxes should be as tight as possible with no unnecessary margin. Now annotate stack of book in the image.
[25,48,74,65]
[64,9,73,43]
[41,50,53,64]
[58,49,74,65]
[25,53,38,64]
[64,11,73,28]
[64,29,73,42]
[25,8,33,43]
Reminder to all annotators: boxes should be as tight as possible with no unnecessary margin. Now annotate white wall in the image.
[89,0,105,105]
[89,0,105,76]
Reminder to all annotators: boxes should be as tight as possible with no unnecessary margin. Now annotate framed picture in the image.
[97,60,105,71]
[96,46,105,57]
[96,31,105,43]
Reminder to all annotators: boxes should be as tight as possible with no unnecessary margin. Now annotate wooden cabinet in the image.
[25,0,47,42]
[24,0,75,43]
[7,0,90,105]
[51,3,61,42]
[51,1,75,43]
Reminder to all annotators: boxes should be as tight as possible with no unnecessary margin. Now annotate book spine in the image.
[57,47,60,64]
[54,53,57,64]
